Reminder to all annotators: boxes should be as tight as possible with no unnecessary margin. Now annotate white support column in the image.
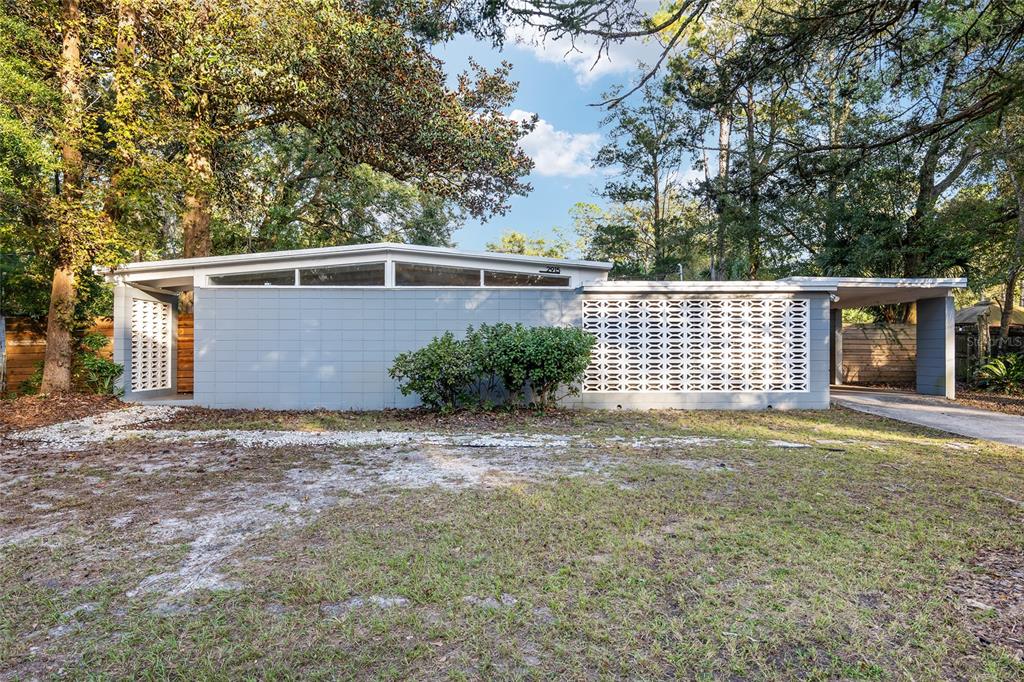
[916,296,955,399]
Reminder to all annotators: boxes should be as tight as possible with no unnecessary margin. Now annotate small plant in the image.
[388,331,478,412]
[18,332,123,396]
[974,353,1024,394]
[75,333,124,395]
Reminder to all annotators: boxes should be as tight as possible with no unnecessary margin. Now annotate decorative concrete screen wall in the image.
[576,292,830,410]
[130,298,172,392]
[582,297,810,393]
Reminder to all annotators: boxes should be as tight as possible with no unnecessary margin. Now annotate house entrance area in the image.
[113,281,194,403]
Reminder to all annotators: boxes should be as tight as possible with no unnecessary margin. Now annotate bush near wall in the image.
[1,315,194,395]
[389,324,596,412]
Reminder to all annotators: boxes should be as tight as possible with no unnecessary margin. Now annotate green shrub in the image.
[75,333,124,395]
[517,325,595,408]
[16,332,123,396]
[975,353,1024,394]
[465,322,530,404]
[388,331,479,412]
[391,324,596,412]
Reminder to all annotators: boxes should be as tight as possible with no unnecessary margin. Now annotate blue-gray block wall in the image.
[192,287,831,410]
[915,295,955,398]
[192,287,580,410]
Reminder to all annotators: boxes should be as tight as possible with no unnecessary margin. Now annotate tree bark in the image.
[713,112,731,280]
[182,140,214,258]
[999,117,1024,340]
[41,0,83,394]
[104,0,139,227]
[743,87,761,279]
[40,267,77,393]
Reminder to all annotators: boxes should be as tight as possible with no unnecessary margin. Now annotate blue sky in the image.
[435,30,667,252]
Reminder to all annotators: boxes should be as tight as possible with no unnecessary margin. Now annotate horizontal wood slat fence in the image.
[842,323,915,385]
[2,315,193,394]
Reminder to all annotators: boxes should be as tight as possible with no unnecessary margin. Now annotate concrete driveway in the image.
[831,387,1024,447]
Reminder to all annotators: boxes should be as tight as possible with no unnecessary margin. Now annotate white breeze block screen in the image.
[582,297,810,392]
[130,298,171,392]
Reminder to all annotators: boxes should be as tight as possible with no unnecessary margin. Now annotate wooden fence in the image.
[841,323,916,385]
[2,314,193,394]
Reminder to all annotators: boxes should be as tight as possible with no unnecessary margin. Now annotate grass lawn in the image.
[2,406,1022,679]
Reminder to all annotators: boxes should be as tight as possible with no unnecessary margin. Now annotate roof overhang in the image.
[582,280,837,295]
[782,277,967,308]
[103,242,612,282]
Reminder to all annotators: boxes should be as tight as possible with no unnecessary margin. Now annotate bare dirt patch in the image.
[952,547,1024,659]
[955,391,1024,417]
[0,393,123,434]
[3,409,745,603]
[154,405,588,433]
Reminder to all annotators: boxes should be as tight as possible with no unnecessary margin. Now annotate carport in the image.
[784,277,967,399]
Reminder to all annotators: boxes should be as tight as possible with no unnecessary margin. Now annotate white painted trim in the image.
[583,281,837,294]
[104,242,613,277]
[783,276,967,288]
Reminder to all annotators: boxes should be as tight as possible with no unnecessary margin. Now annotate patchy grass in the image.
[2,407,1023,679]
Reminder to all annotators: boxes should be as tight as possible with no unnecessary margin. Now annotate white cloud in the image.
[509,109,601,177]
[505,20,665,86]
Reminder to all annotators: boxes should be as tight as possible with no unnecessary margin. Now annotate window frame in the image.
[203,259,577,289]
[297,261,387,287]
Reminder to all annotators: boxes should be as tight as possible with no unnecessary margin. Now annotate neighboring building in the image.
[955,300,1024,378]
[104,243,965,410]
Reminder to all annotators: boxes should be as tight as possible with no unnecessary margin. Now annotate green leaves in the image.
[976,354,1024,395]
[388,324,596,412]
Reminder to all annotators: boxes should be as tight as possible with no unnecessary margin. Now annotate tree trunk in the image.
[1001,269,1020,340]
[999,117,1024,340]
[41,0,83,394]
[104,0,139,226]
[744,87,761,279]
[182,140,214,258]
[713,112,731,280]
[40,267,77,393]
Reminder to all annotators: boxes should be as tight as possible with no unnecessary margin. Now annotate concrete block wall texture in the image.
[192,287,830,410]
[915,296,955,398]
[193,287,580,410]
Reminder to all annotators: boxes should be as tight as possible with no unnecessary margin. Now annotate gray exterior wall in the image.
[193,287,579,410]
[916,295,955,398]
[191,287,830,411]
[114,284,178,401]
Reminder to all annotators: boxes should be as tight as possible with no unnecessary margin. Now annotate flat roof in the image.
[583,276,967,306]
[781,277,967,308]
[105,242,613,278]
[582,280,837,294]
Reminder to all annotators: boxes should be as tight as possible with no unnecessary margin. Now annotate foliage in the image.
[975,354,1024,395]
[74,333,123,396]
[486,229,575,258]
[510,325,595,408]
[586,78,710,279]
[388,331,479,412]
[17,332,122,396]
[390,324,596,411]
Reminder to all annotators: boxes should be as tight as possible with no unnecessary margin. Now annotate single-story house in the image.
[103,243,965,410]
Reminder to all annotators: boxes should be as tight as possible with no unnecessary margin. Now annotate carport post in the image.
[829,309,843,385]
[915,296,955,399]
